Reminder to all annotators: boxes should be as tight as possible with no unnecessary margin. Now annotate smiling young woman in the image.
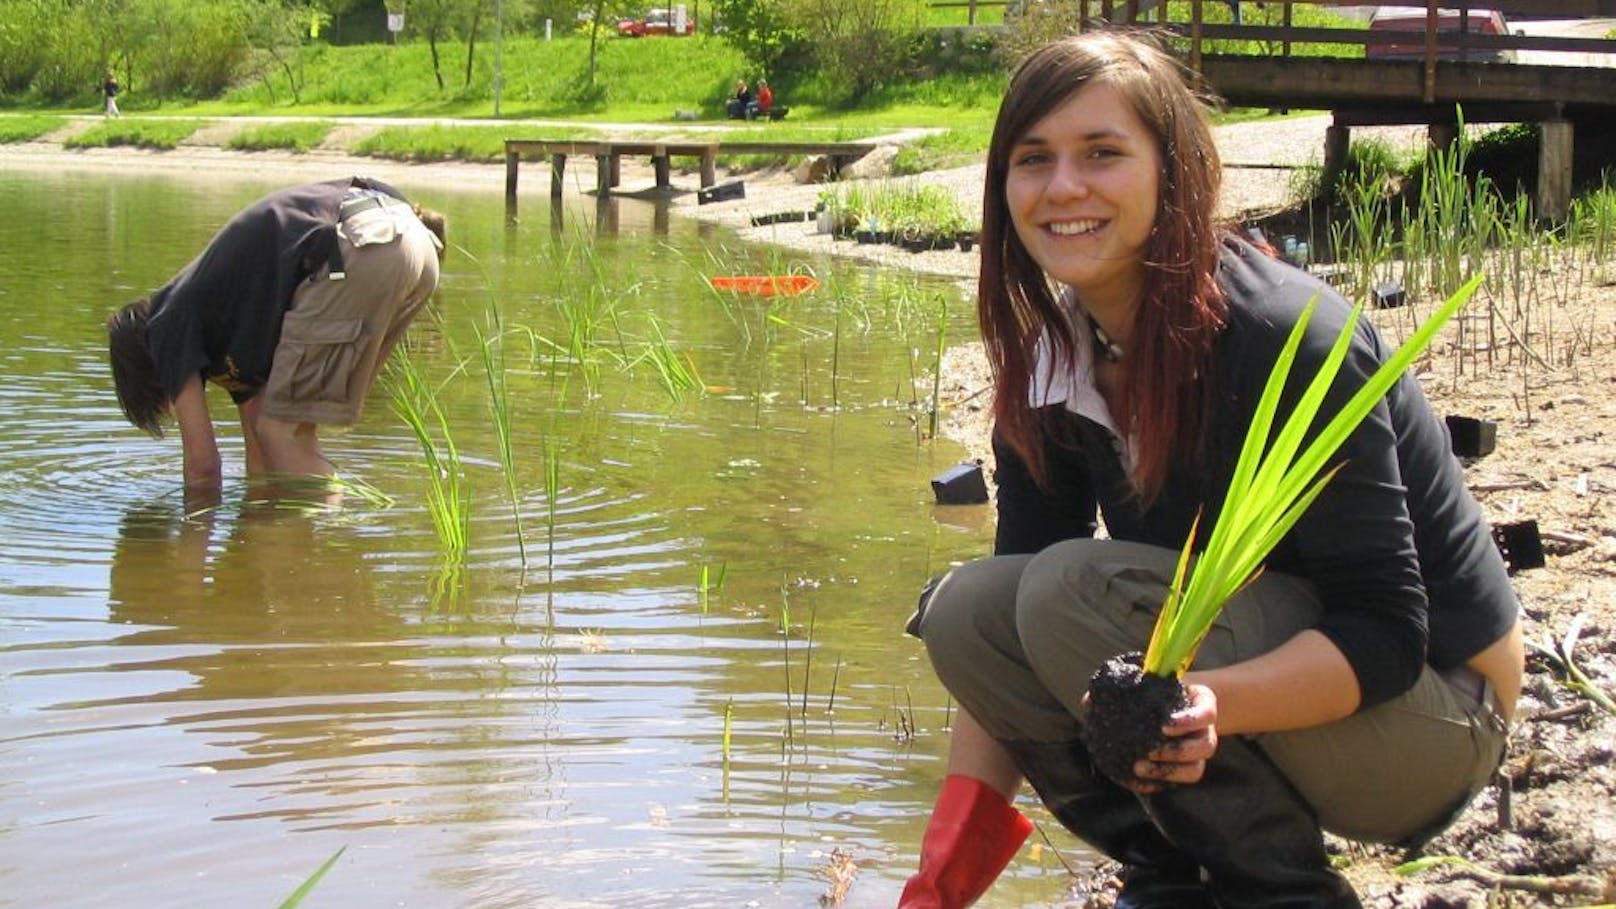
[897,31,1522,909]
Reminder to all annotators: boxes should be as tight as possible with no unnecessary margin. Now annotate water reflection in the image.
[0,167,1084,907]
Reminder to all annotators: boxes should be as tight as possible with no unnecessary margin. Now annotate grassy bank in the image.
[34,35,1008,136]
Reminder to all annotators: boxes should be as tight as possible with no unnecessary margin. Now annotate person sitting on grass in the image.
[898,30,1522,909]
[752,79,774,120]
[726,79,751,120]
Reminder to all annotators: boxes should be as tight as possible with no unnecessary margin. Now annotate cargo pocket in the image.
[271,315,366,405]
[339,210,401,247]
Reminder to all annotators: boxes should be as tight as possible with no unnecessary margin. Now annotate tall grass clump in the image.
[63,118,207,150]
[1082,277,1482,786]
[629,314,704,401]
[0,115,65,143]
[1568,175,1616,284]
[386,347,471,562]
[352,124,521,164]
[225,120,334,153]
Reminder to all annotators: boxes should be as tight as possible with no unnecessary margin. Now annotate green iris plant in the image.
[1142,275,1485,678]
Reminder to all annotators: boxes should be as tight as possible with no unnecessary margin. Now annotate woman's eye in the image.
[1012,150,1051,167]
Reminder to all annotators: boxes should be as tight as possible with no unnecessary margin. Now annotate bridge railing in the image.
[930,0,1615,70]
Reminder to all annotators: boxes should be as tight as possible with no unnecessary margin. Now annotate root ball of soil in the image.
[1082,652,1189,787]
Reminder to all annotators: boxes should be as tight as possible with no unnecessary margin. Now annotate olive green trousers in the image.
[915,538,1508,845]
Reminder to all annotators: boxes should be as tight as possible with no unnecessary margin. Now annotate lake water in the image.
[0,168,1085,907]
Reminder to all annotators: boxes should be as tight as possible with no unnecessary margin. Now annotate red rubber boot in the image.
[898,774,1035,908]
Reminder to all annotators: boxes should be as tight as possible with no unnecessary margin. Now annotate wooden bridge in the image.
[503,139,878,200]
[949,0,1616,219]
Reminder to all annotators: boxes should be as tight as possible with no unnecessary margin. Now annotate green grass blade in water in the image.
[278,846,346,909]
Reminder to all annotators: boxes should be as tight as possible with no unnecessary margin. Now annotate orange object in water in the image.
[708,275,820,296]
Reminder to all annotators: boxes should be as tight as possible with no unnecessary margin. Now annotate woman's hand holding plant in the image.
[1127,684,1219,793]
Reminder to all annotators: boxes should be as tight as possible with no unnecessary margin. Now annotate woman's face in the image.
[1004,81,1161,314]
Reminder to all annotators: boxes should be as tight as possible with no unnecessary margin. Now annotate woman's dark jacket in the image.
[992,238,1517,710]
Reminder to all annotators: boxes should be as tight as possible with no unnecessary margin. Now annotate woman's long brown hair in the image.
[979,31,1229,502]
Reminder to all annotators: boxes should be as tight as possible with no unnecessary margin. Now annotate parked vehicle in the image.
[616,6,695,37]
[1365,6,1514,62]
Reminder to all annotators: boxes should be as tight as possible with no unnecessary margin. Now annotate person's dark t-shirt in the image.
[142,177,408,404]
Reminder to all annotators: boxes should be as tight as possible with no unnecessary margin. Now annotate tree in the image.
[240,0,316,103]
[785,0,925,102]
[711,0,803,77]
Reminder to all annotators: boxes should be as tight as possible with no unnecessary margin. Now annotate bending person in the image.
[107,177,445,493]
[901,31,1521,909]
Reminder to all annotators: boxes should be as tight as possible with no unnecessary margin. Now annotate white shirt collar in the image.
[1027,287,1134,470]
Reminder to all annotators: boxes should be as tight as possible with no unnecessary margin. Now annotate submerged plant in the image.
[1083,276,1483,786]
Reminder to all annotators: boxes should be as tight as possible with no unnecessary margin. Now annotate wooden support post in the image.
[610,155,622,189]
[1538,119,1573,224]
[1428,122,1459,153]
[1423,0,1438,102]
[653,144,671,189]
[1282,0,1293,57]
[1323,122,1351,196]
[596,154,612,194]
[1190,0,1203,73]
[700,147,717,188]
[550,154,566,198]
[505,147,520,199]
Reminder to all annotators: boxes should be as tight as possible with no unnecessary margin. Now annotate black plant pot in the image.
[957,234,976,253]
[1492,520,1545,574]
[1081,652,1189,787]
[854,230,878,244]
[1445,414,1497,458]
[902,237,930,253]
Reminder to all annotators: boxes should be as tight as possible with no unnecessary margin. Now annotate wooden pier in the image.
[503,139,879,199]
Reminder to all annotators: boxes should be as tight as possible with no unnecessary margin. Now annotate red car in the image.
[616,7,695,37]
[1366,6,1514,62]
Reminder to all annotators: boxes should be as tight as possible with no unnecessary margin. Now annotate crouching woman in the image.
[899,31,1522,909]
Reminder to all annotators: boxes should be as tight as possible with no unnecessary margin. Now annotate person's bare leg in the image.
[948,708,1024,798]
[237,398,268,477]
[252,414,336,477]
[250,414,342,505]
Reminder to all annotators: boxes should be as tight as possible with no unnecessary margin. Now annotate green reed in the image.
[1568,175,1616,284]
[698,562,727,613]
[929,295,948,439]
[630,315,704,400]
[277,846,346,909]
[722,698,734,764]
[476,322,527,566]
[386,348,470,561]
[544,444,561,574]
[827,656,842,714]
[799,602,817,719]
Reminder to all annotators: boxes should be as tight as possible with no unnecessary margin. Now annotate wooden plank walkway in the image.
[503,139,879,199]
